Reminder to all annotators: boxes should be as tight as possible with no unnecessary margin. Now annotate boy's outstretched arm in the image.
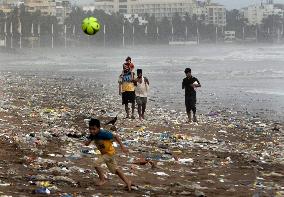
[114,134,129,154]
[145,77,149,86]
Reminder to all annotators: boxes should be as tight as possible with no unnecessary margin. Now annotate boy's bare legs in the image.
[187,111,192,122]
[142,103,146,119]
[137,104,142,120]
[131,102,135,119]
[95,167,107,185]
[193,114,197,122]
[192,105,197,122]
[116,169,132,191]
[125,104,129,118]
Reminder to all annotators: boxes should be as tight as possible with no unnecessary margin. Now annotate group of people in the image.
[84,58,201,191]
[118,56,150,121]
[117,56,201,123]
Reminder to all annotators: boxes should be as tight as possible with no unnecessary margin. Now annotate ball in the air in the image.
[82,17,100,35]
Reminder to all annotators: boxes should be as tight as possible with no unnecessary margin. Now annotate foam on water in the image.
[245,89,284,96]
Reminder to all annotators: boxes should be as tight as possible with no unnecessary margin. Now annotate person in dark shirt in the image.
[182,68,201,122]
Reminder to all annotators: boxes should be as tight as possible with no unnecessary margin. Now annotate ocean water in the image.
[0,44,283,121]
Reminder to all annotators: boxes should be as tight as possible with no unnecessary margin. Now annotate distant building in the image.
[94,0,118,14]
[55,0,72,24]
[0,0,22,5]
[82,4,96,12]
[24,0,56,15]
[242,2,284,25]
[94,0,202,21]
[93,0,226,24]
[0,4,13,13]
[0,0,21,13]
[204,2,226,26]
[0,0,71,24]
[127,0,198,21]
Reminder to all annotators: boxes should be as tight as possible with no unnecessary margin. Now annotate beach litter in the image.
[0,72,282,196]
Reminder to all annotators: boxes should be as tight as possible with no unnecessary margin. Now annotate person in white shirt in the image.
[134,69,149,120]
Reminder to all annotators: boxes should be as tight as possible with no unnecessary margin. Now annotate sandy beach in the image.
[0,64,283,196]
[0,46,284,197]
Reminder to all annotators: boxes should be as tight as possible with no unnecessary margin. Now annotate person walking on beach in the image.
[84,118,133,190]
[118,63,136,119]
[134,69,149,120]
[182,68,201,122]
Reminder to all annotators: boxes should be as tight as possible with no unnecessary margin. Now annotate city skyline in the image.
[70,0,284,9]
[217,0,283,9]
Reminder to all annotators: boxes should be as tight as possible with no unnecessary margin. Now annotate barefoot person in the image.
[134,69,149,120]
[84,118,132,190]
[182,68,201,122]
[119,63,136,119]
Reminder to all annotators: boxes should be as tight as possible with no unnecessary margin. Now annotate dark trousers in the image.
[185,95,196,114]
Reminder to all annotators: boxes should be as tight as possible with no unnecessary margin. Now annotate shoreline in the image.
[1,45,284,122]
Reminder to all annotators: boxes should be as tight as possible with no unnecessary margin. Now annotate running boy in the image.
[84,118,132,190]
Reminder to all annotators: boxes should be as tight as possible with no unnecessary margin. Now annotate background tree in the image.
[159,16,171,43]
[172,12,184,40]
[184,13,193,40]
[132,17,145,45]
[226,9,247,39]
[262,14,283,39]
[145,14,157,43]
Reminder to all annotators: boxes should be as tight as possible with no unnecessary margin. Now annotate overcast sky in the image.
[71,0,284,10]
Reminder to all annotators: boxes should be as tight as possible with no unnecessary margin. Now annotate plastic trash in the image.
[154,172,170,176]
[255,127,263,132]
[178,158,194,164]
[61,194,72,197]
[34,187,51,194]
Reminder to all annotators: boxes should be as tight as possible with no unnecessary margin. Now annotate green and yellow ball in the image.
[82,17,101,35]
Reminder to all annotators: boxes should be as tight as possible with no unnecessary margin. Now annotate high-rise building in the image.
[24,0,56,15]
[0,0,20,5]
[0,0,22,13]
[0,0,71,23]
[128,0,198,21]
[55,0,72,24]
[93,0,128,14]
[94,0,202,21]
[93,0,226,25]
[242,2,283,25]
[94,0,119,14]
[205,2,226,26]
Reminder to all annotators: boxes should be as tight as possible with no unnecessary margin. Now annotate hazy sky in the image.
[72,0,284,10]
